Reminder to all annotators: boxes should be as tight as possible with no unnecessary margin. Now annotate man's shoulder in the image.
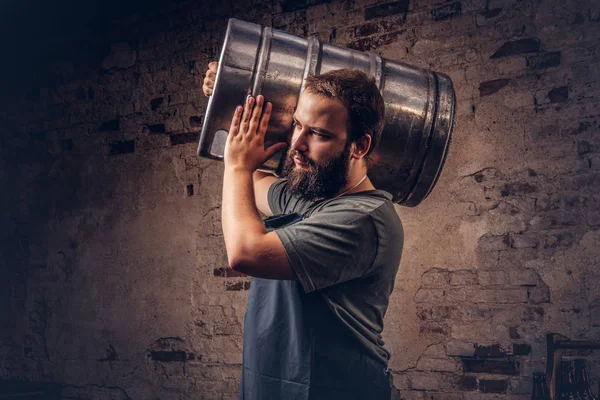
[327,191,403,240]
[308,190,396,217]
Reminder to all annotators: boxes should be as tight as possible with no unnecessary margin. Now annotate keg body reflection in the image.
[197,18,455,206]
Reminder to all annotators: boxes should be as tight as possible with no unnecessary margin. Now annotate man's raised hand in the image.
[224,95,286,173]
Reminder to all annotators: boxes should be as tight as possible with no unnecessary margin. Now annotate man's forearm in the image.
[219,95,293,278]
[222,167,268,269]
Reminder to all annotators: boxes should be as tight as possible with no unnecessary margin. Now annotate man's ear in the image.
[351,134,372,159]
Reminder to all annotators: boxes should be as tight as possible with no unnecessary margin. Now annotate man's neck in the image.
[336,164,374,197]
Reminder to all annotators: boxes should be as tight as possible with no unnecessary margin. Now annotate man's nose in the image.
[291,130,309,152]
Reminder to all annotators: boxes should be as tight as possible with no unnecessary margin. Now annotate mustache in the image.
[288,150,314,166]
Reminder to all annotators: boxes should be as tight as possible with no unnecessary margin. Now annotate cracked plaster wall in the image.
[1,0,599,398]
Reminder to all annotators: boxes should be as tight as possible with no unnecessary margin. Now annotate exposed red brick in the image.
[490,38,541,58]
[479,78,510,97]
[431,2,462,21]
[527,52,561,69]
[448,304,493,320]
[226,280,251,291]
[99,119,120,132]
[461,359,519,375]
[417,305,452,321]
[456,375,477,391]
[170,132,198,146]
[214,268,247,278]
[474,344,508,357]
[381,17,405,32]
[527,284,551,304]
[419,322,448,335]
[422,268,450,286]
[282,0,331,12]
[108,140,134,156]
[150,97,164,111]
[512,343,531,355]
[189,116,203,129]
[479,8,502,18]
[226,282,244,291]
[348,30,405,51]
[479,379,508,393]
[449,270,477,286]
[148,123,166,134]
[577,140,593,155]
[548,86,569,103]
[499,182,537,196]
[151,351,186,362]
[355,22,381,38]
[543,231,575,248]
[478,234,511,252]
[568,120,598,135]
[523,307,545,322]
[364,0,410,20]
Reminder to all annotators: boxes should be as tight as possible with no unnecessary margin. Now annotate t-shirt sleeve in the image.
[267,179,290,215]
[274,206,378,293]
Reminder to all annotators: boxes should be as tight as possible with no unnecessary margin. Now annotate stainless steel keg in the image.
[197,18,455,206]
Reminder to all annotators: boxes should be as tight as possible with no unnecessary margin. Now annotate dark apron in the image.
[239,213,392,400]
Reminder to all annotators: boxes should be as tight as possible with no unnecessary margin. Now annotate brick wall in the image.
[1,0,599,398]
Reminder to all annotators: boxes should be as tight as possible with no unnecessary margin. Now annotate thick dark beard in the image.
[282,143,351,201]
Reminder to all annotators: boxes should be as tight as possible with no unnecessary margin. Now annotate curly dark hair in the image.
[304,69,385,158]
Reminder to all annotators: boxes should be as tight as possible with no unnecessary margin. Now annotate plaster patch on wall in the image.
[459,219,488,256]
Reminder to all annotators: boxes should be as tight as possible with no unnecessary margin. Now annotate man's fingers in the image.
[202,78,213,94]
[229,106,243,136]
[202,66,217,97]
[247,95,264,136]
[230,95,271,141]
[239,96,254,135]
[258,102,273,135]
[202,73,215,97]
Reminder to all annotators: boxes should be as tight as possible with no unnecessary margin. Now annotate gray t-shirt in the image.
[239,179,403,400]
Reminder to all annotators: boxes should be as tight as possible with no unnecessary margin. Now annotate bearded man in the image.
[203,62,403,400]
